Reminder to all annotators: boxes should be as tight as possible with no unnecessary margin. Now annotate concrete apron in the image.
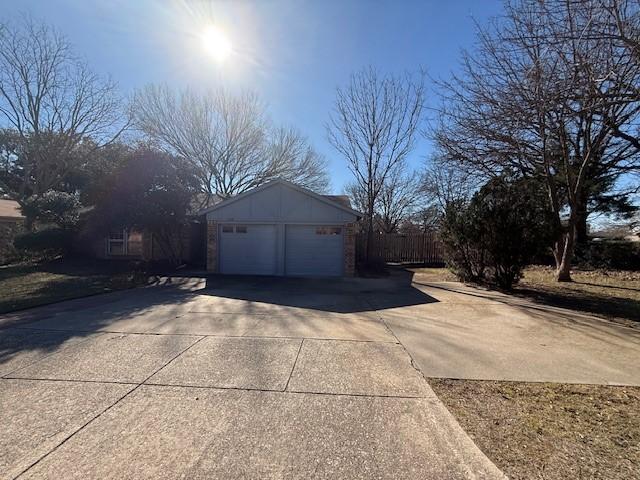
[0,281,506,480]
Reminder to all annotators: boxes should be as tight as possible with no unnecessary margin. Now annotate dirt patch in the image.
[430,379,640,480]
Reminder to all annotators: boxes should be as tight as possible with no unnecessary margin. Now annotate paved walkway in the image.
[0,278,505,480]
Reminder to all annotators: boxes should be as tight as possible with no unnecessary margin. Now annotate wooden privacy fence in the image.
[356,232,445,265]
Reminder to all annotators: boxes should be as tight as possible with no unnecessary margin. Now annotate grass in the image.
[407,266,458,282]
[409,265,640,325]
[0,257,150,314]
[517,266,640,326]
[430,379,640,480]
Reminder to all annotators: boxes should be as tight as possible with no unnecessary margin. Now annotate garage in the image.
[219,224,277,275]
[200,179,360,277]
[285,225,344,276]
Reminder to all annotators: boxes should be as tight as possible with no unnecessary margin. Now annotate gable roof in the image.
[0,199,24,221]
[197,179,362,218]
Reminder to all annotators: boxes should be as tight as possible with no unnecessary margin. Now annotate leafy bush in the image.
[86,147,199,265]
[21,191,81,228]
[441,175,557,289]
[13,228,76,256]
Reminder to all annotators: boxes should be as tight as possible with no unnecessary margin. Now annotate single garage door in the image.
[219,224,277,275]
[285,225,343,276]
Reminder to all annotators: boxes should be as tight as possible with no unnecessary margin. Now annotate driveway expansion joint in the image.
[10,334,207,480]
[358,294,433,387]
[283,338,304,392]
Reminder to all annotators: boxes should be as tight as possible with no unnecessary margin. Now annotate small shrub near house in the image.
[441,175,557,290]
[13,228,76,258]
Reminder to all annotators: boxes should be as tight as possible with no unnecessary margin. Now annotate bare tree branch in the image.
[327,67,425,258]
[133,85,329,198]
[0,16,129,221]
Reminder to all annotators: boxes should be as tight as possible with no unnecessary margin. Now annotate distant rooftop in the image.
[322,195,352,209]
[0,199,24,221]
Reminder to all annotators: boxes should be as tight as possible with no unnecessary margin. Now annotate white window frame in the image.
[107,229,128,256]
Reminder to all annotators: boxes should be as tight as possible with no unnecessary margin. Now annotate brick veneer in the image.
[343,222,356,277]
[206,220,218,272]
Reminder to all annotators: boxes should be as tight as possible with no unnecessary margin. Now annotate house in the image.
[199,179,361,277]
[82,194,217,264]
[83,223,205,264]
[0,198,25,262]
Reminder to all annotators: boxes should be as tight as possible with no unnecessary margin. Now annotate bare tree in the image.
[422,156,482,212]
[376,165,422,233]
[344,182,369,220]
[346,164,423,234]
[0,17,128,226]
[327,67,425,260]
[133,85,328,200]
[434,0,640,281]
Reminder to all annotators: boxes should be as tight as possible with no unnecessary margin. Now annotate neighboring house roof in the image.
[322,195,352,209]
[0,199,25,222]
[190,192,223,215]
[197,179,362,218]
[591,223,640,242]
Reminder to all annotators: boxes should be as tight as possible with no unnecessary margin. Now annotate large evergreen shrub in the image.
[441,175,557,289]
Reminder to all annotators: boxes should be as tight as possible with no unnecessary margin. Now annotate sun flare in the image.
[201,25,232,62]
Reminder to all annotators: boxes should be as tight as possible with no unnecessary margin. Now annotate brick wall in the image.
[343,222,356,277]
[206,220,218,272]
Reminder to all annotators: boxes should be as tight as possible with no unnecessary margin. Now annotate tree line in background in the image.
[0,16,330,260]
[332,0,640,287]
[1,3,639,283]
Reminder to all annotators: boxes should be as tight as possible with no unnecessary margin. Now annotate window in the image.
[316,227,341,235]
[222,225,247,233]
[107,229,127,255]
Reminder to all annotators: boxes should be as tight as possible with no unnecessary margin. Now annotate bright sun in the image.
[201,25,232,62]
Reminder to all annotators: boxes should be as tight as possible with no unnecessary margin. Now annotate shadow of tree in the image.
[513,286,640,324]
[0,268,438,375]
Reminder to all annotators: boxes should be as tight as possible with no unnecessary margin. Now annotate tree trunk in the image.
[365,197,375,263]
[574,190,589,247]
[365,216,374,263]
[554,226,575,282]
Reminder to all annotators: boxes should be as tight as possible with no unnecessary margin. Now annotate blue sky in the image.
[4,0,504,194]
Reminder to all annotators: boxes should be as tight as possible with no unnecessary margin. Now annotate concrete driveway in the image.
[2,271,639,479]
[0,275,504,480]
[372,276,640,386]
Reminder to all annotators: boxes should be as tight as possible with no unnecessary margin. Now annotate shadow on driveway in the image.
[0,269,438,373]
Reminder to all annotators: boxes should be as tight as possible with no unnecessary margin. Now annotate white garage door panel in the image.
[285,225,343,277]
[220,224,277,275]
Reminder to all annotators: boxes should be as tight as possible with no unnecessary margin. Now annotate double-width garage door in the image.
[218,224,344,276]
[285,225,343,277]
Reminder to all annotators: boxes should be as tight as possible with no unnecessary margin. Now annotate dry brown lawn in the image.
[431,379,640,480]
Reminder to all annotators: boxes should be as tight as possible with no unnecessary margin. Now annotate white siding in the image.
[206,182,358,224]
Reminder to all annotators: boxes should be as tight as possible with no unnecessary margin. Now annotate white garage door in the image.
[285,225,344,277]
[219,224,277,275]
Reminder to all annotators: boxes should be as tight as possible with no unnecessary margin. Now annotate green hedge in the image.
[574,241,640,270]
[13,228,76,256]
